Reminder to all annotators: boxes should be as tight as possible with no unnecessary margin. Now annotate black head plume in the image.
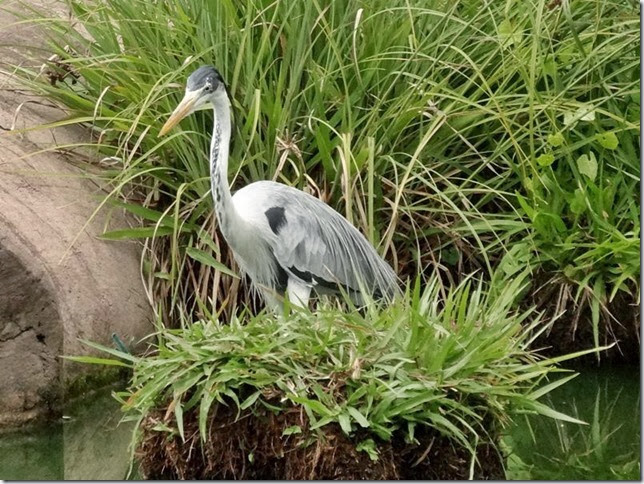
[186,65,226,93]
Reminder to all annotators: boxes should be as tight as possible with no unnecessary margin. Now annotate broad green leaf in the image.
[289,395,333,417]
[528,374,578,400]
[569,188,586,215]
[520,399,587,425]
[579,109,596,121]
[64,355,131,367]
[282,425,302,436]
[498,19,522,47]
[100,226,175,240]
[309,416,334,430]
[577,152,598,181]
[523,177,535,193]
[338,413,352,434]
[563,106,595,127]
[356,439,379,461]
[78,339,138,362]
[347,406,370,428]
[199,392,216,441]
[174,395,185,440]
[185,247,239,278]
[595,132,619,150]
[542,57,557,78]
[151,422,174,433]
[240,390,261,410]
[196,228,221,255]
[536,153,555,167]
[515,192,535,219]
[547,132,564,147]
[535,212,567,233]
[563,265,577,279]
[108,199,170,225]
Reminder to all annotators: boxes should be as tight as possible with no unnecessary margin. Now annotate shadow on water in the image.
[0,387,136,480]
[503,365,641,480]
[0,368,639,480]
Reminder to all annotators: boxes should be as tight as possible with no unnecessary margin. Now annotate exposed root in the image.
[526,273,639,364]
[137,403,504,480]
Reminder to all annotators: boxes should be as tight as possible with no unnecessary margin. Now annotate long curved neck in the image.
[210,98,236,238]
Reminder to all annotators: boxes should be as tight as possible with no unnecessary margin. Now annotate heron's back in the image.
[232,181,399,302]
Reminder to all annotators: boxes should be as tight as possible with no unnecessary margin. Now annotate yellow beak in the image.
[159,90,200,137]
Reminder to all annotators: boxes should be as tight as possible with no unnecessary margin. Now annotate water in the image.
[503,366,641,480]
[0,387,136,480]
[0,368,639,480]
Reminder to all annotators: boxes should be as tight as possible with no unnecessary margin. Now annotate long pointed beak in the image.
[159,90,200,136]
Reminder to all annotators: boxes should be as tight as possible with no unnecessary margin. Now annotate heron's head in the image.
[159,65,227,136]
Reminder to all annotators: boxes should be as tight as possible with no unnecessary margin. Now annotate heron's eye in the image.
[204,82,213,93]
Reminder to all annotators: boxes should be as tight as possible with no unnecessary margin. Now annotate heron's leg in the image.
[286,278,311,308]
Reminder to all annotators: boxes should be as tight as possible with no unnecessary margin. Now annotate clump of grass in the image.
[70,273,594,478]
[7,0,639,354]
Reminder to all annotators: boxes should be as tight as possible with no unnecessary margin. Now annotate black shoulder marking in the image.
[265,206,287,235]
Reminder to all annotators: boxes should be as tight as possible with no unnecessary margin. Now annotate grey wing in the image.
[261,183,399,301]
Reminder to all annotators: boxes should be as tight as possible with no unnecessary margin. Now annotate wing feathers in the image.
[255,182,399,301]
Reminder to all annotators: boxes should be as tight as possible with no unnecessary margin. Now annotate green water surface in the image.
[503,366,640,480]
[0,367,639,480]
[0,388,135,480]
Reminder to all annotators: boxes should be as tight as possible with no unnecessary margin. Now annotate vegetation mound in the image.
[137,402,503,479]
[72,276,589,479]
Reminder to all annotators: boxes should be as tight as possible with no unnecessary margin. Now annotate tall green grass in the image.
[7,1,639,340]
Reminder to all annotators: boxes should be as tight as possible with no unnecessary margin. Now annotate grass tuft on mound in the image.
[72,274,592,478]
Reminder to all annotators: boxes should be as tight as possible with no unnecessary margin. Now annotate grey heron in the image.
[159,65,399,310]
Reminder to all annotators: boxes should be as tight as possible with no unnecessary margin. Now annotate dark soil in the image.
[525,274,640,365]
[137,403,504,480]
